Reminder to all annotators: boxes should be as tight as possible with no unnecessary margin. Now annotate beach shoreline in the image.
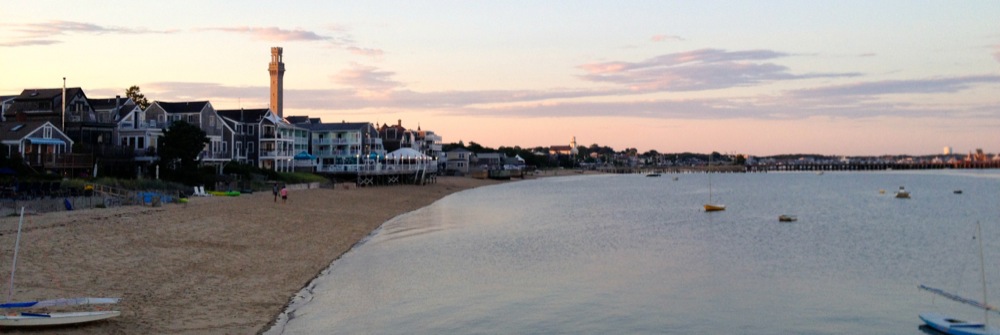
[0,176,504,334]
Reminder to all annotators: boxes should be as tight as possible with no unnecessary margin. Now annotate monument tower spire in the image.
[269,47,285,118]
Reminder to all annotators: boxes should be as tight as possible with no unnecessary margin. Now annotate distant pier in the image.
[745,160,1000,172]
[595,160,1000,174]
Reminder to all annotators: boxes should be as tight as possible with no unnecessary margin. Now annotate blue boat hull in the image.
[920,312,1000,335]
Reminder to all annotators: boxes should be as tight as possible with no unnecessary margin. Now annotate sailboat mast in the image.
[8,207,25,303]
[978,221,989,325]
[708,154,713,203]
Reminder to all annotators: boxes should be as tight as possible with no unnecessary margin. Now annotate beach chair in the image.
[193,186,201,196]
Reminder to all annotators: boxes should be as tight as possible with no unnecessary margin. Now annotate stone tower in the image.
[269,47,285,118]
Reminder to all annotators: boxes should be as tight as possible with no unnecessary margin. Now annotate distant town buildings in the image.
[0,46,445,179]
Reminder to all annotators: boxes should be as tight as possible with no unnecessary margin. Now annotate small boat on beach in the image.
[0,208,121,327]
[778,215,797,222]
[646,173,661,177]
[955,190,963,194]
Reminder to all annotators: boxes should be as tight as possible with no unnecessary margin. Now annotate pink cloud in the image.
[650,34,684,42]
[0,20,177,47]
[330,63,402,94]
[203,26,331,42]
[578,62,629,74]
[346,46,385,57]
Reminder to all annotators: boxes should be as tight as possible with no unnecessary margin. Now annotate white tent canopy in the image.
[386,148,429,160]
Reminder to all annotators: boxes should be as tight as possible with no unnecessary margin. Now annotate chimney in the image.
[397,119,401,127]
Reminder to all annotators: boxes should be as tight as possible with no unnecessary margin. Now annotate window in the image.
[209,116,215,127]
[236,124,243,134]
[236,143,243,157]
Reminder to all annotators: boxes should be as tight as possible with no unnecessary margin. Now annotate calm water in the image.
[269,170,1000,334]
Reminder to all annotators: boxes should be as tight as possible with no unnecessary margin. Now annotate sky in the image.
[2,1,999,156]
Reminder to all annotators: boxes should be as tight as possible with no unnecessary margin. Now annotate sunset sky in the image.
[3,1,999,156]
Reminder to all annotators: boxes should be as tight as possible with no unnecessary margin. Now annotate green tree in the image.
[158,121,208,171]
[126,85,151,109]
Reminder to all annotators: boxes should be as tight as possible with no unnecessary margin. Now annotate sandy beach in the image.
[0,176,502,334]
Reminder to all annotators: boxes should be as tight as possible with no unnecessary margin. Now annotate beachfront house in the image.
[0,120,74,169]
[144,101,233,172]
[3,88,115,154]
[475,152,504,169]
[111,97,160,164]
[218,108,307,172]
[444,148,472,176]
[290,117,384,173]
[378,120,410,153]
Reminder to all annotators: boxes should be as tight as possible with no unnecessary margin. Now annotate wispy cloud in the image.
[0,39,60,47]
[0,20,176,47]
[345,46,384,57]
[199,26,331,41]
[789,75,1000,98]
[330,63,403,97]
[650,34,684,42]
[10,20,176,37]
[577,48,859,92]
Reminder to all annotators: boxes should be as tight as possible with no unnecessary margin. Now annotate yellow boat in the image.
[704,204,726,212]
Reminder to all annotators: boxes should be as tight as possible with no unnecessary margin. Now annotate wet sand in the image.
[0,176,502,334]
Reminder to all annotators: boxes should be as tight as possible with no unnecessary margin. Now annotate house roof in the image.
[0,120,55,141]
[299,121,376,134]
[153,101,210,114]
[87,97,134,110]
[217,108,269,123]
[14,88,84,101]
[88,97,138,120]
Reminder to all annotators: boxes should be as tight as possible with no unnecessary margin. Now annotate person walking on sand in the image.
[280,185,288,204]
[272,182,279,202]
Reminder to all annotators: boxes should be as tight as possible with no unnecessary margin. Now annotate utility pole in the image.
[61,77,66,131]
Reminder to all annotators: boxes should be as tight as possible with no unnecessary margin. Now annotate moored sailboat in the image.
[919,222,1000,334]
[703,154,725,212]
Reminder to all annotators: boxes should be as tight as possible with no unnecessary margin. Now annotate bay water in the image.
[270,170,1000,334]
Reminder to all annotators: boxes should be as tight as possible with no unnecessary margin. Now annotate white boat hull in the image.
[0,310,120,327]
[920,312,1000,335]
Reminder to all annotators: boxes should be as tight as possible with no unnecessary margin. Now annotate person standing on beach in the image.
[280,185,288,204]
[272,182,279,202]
